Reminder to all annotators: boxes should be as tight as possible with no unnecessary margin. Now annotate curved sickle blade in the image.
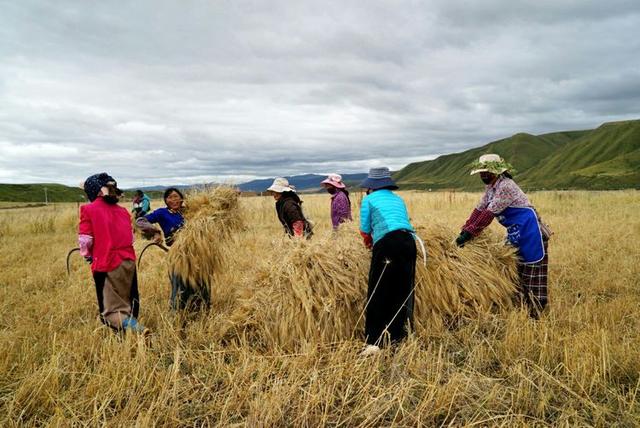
[137,242,169,269]
[66,247,80,276]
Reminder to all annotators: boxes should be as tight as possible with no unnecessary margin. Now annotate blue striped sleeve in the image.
[359,196,372,233]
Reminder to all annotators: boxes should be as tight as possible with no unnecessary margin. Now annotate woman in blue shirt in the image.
[136,187,185,246]
[136,187,208,310]
[359,167,417,355]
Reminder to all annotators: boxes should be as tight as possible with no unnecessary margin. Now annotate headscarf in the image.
[83,173,120,202]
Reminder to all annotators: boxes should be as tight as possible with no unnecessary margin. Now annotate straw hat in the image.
[321,173,346,189]
[267,177,296,193]
[470,154,514,175]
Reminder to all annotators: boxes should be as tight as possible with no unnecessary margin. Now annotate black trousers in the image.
[169,273,210,311]
[365,230,417,346]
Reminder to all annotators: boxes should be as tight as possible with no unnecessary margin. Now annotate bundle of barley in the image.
[168,186,243,291]
[412,223,519,333]
[225,221,518,350]
[226,227,368,350]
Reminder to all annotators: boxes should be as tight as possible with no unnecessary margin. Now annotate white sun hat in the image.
[470,154,513,175]
[267,177,296,193]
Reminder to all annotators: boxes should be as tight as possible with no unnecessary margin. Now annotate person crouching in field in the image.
[321,173,352,230]
[267,178,313,238]
[79,173,147,333]
[359,167,417,355]
[456,154,552,318]
[135,187,209,311]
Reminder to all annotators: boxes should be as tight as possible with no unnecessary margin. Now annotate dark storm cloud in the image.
[1,0,639,187]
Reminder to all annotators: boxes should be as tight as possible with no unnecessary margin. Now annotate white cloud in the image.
[0,0,639,187]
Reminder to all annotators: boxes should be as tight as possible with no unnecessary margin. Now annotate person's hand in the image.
[456,231,472,247]
[84,256,93,264]
[153,232,163,244]
[360,231,373,249]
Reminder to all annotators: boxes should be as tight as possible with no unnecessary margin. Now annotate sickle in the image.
[137,242,169,269]
[66,247,80,275]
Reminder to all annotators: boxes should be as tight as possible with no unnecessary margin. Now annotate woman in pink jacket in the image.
[78,173,146,333]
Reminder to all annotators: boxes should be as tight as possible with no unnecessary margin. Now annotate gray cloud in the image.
[1,0,639,187]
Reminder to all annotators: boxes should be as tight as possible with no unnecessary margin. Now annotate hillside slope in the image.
[395,130,588,190]
[395,120,640,190]
[0,183,86,203]
[520,120,640,189]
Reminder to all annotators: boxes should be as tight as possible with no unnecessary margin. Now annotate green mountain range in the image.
[395,119,640,190]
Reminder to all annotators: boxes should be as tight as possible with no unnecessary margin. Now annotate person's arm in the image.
[359,197,373,248]
[457,195,495,247]
[291,221,305,237]
[283,200,305,237]
[461,208,482,230]
[461,210,495,237]
[334,193,351,226]
[136,211,163,241]
[78,205,94,260]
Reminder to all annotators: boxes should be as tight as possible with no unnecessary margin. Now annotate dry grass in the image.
[224,221,518,352]
[1,190,639,426]
[168,186,243,292]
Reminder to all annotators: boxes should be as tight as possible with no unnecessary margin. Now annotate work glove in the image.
[360,231,373,249]
[455,231,472,247]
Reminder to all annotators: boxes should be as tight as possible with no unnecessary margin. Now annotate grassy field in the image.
[1,190,639,426]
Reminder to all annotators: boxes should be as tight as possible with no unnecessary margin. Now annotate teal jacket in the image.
[140,195,151,213]
[360,189,414,244]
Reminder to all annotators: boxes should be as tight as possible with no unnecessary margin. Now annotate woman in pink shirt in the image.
[78,173,146,333]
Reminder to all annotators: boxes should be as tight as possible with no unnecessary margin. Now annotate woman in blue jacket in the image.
[136,187,208,310]
[359,167,417,355]
[136,187,185,247]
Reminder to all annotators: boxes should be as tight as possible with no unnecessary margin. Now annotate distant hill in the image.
[237,173,368,192]
[395,119,640,190]
[519,120,640,189]
[0,183,86,203]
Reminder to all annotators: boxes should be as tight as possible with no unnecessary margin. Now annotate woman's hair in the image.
[163,187,184,203]
[502,171,514,179]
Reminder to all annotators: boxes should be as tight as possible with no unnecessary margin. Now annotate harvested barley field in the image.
[1,190,639,426]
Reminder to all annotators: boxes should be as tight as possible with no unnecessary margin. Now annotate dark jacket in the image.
[275,192,311,237]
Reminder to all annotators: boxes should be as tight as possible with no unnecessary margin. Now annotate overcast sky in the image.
[1,1,639,187]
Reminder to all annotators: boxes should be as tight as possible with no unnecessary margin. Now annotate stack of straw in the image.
[412,223,519,333]
[168,186,243,293]
[227,227,368,350]
[224,222,519,351]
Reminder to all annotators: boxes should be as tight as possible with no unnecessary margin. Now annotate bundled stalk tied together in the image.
[224,222,519,351]
[168,186,243,292]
